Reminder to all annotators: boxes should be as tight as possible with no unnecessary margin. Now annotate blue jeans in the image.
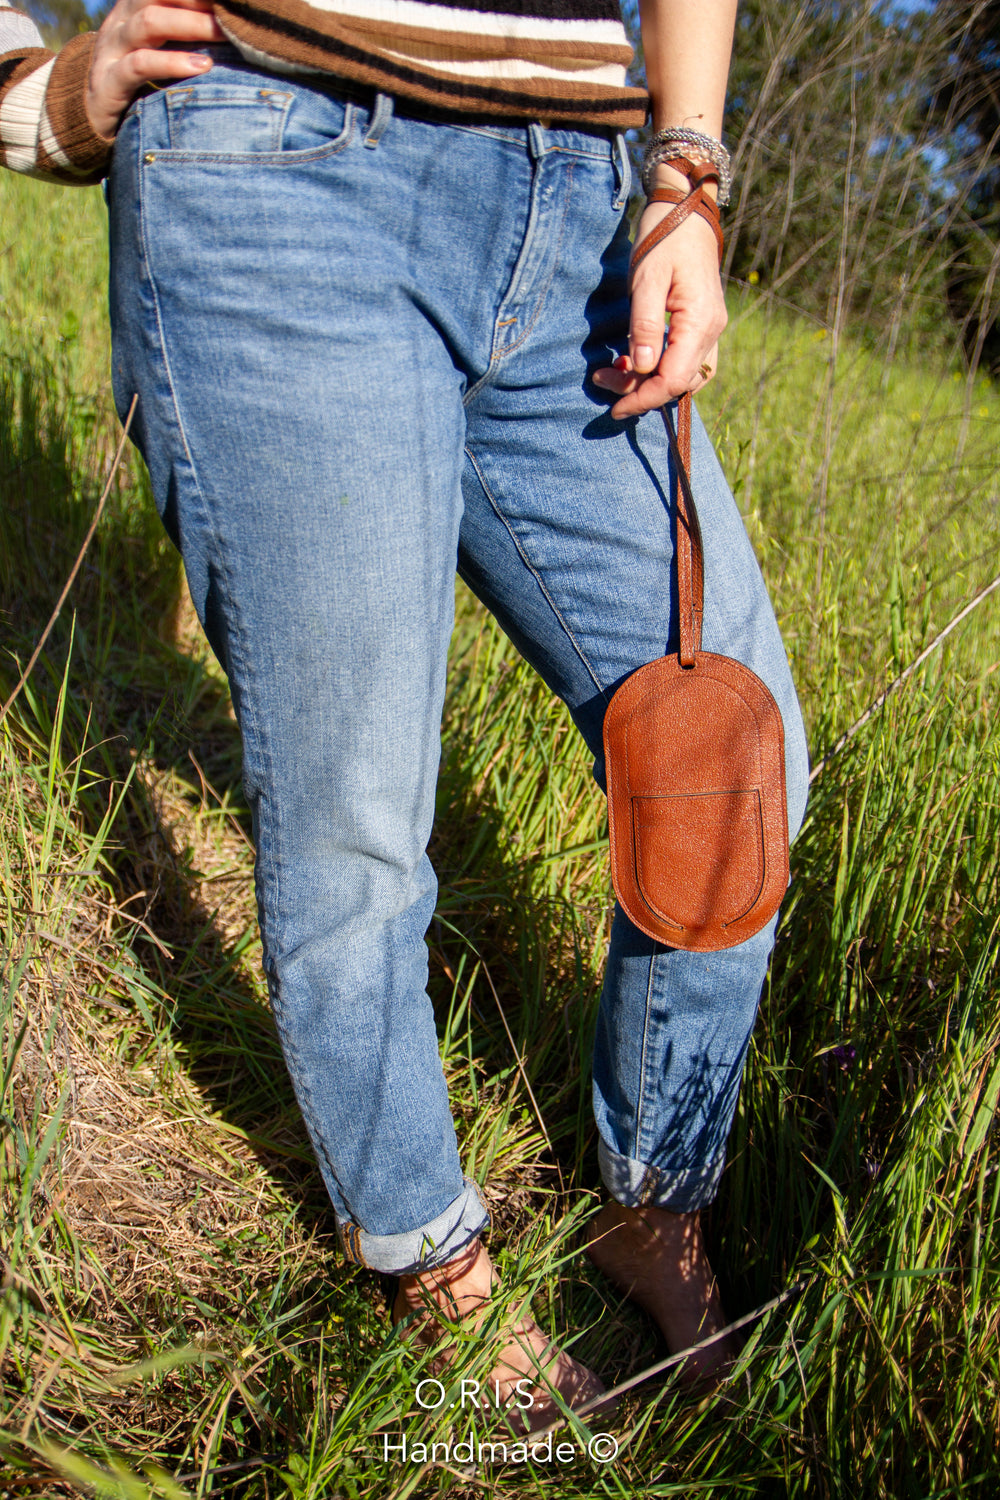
[107,53,809,1275]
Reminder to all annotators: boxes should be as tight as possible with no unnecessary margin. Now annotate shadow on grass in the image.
[1,357,330,1236]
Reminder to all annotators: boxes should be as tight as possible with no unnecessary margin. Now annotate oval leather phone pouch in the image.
[603,394,789,953]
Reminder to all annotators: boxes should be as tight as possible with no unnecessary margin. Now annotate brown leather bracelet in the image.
[628,170,724,286]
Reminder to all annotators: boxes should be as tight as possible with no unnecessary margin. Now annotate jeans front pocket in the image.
[166,84,293,153]
[141,66,357,163]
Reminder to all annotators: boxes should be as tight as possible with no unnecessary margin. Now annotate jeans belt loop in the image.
[527,121,548,161]
[364,92,395,148]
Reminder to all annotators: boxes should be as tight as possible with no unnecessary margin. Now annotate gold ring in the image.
[698,362,713,380]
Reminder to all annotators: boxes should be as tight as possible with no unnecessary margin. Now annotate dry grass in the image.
[2,696,342,1489]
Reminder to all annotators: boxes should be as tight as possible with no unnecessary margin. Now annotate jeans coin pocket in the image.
[165,85,293,153]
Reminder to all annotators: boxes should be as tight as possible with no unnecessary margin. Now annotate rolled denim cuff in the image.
[598,1136,726,1213]
[337,1177,489,1273]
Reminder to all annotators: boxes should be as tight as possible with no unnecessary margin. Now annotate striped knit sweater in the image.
[1,0,645,184]
[0,5,111,181]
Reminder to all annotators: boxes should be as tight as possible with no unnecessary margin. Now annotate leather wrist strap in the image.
[628,171,724,285]
[627,198,711,669]
[661,393,704,668]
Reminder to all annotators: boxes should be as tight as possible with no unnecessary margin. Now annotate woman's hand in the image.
[85,0,226,139]
[592,190,727,420]
[592,0,737,419]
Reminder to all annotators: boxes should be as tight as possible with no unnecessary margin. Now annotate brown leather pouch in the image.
[603,393,789,952]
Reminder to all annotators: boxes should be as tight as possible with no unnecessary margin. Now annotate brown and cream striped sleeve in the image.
[1,7,112,182]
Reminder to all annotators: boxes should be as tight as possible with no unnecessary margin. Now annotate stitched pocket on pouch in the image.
[630,789,766,931]
[166,86,293,153]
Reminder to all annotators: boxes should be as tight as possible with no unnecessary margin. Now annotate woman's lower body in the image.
[107,52,809,1282]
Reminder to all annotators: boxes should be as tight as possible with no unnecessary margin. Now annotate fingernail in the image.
[633,344,654,370]
[190,55,213,69]
[592,371,608,386]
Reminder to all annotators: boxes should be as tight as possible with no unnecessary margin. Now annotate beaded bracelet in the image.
[642,127,732,206]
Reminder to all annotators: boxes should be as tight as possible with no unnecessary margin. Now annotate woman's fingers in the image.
[592,206,727,420]
[653,293,726,396]
[594,345,718,401]
[86,0,225,138]
[118,1,223,49]
[109,47,212,96]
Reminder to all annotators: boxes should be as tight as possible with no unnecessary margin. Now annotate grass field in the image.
[1,168,999,1498]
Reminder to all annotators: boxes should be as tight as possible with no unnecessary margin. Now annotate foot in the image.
[585,1202,738,1386]
[393,1238,609,1432]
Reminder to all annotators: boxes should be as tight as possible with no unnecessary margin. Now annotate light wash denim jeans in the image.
[107,51,809,1274]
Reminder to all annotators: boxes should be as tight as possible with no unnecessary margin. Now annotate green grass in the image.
[1,168,999,1498]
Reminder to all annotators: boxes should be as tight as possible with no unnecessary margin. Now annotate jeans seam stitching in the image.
[267,981,354,1216]
[135,114,323,1210]
[633,948,657,1162]
[137,140,267,857]
[546,144,610,159]
[491,159,574,361]
[464,447,606,699]
[447,123,524,150]
[445,122,610,158]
